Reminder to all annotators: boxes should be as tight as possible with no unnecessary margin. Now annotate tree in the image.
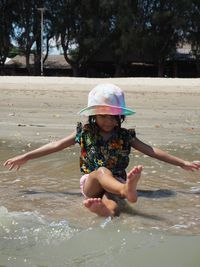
[50,0,112,76]
[13,0,53,75]
[14,0,36,74]
[108,0,139,76]
[0,0,18,69]
[142,0,188,77]
[186,0,200,77]
[0,0,195,77]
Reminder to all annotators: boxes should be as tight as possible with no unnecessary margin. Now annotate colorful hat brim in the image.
[78,105,135,116]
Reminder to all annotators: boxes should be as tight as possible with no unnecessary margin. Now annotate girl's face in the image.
[95,115,118,133]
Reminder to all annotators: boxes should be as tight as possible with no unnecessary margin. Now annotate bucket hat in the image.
[78,83,135,116]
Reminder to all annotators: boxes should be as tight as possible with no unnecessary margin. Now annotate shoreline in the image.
[1,76,200,93]
[0,76,200,145]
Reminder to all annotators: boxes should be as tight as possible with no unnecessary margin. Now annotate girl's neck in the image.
[99,130,114,141]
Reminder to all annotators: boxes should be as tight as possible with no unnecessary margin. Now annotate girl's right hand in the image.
[180,160,200,171]
[3,154,28,171]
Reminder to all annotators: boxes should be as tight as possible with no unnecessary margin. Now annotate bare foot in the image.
[125,165,143,203]
[83,198,112,217]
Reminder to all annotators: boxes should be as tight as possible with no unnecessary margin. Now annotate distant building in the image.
[166,43,196,78]
[1,44,198,77]
[3,54,72,76]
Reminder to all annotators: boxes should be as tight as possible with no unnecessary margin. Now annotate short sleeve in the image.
[75,122,82,144]
[128,128,136,142]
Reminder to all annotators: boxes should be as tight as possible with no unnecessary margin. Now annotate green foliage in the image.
[187,1,200,57]
[0,0,18,65]
[0,0,200,76]
[8,47,21,58]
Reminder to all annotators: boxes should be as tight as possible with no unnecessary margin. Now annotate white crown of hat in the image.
[79,83,135,116]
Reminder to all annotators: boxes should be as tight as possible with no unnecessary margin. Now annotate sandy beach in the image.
[0,76,200,145]
[1,76,200,266]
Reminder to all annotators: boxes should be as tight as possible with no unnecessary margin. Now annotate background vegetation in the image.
[1,0,200,77]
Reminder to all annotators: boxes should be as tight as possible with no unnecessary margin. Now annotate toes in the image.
[83,198,102,207]
[134,165,143,173]
[129,165,143,175]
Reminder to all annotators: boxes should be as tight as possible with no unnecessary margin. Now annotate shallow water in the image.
[0,140,200,266]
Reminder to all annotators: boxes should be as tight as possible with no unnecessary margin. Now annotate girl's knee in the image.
[97,167,112,176]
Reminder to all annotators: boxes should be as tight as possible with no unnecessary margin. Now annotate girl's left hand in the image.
[181,161,200,171]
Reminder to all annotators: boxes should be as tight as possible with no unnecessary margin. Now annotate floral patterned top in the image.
[75,122,136,180]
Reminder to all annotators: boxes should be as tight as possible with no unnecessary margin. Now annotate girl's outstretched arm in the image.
[3,132,76,171]
[132,137,200,171]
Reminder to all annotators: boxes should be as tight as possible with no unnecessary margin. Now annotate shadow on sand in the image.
[19,188,177,198]
[19,188,178,221]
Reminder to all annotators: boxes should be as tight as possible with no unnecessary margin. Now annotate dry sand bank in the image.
[1,76,200,92]
[0,76,200,146]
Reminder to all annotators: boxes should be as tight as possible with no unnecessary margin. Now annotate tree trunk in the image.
[114,63,123,77]
[34,53,41,76]
[72,65,80,77]
[173,61,178,78]
[196,58,200,77]
[25,54,31,75]
[157,60,164,77]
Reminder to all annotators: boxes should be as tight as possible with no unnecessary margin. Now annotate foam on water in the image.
[0,206,80,266]
[0,207,200,267]
[0,206,78,243]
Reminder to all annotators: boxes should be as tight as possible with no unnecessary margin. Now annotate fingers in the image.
[3,159,20,171]
[3,159,11,167]
[190,161,200,171]
[3,160,9,167]
[193,161,200,170]
[10,164,20,171]
[3,160,11,169]
[182,162,200,171]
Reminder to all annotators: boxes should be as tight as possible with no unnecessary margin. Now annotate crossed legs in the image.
[82,165,142,217]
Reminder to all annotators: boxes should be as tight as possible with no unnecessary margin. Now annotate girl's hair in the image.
[88,115,125,129]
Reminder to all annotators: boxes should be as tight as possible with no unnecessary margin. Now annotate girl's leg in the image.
[126,166,142,202]
[83,196,119,217]
[83,165,142,203]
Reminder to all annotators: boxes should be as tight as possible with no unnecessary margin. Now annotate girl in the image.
[4,83,200,217]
